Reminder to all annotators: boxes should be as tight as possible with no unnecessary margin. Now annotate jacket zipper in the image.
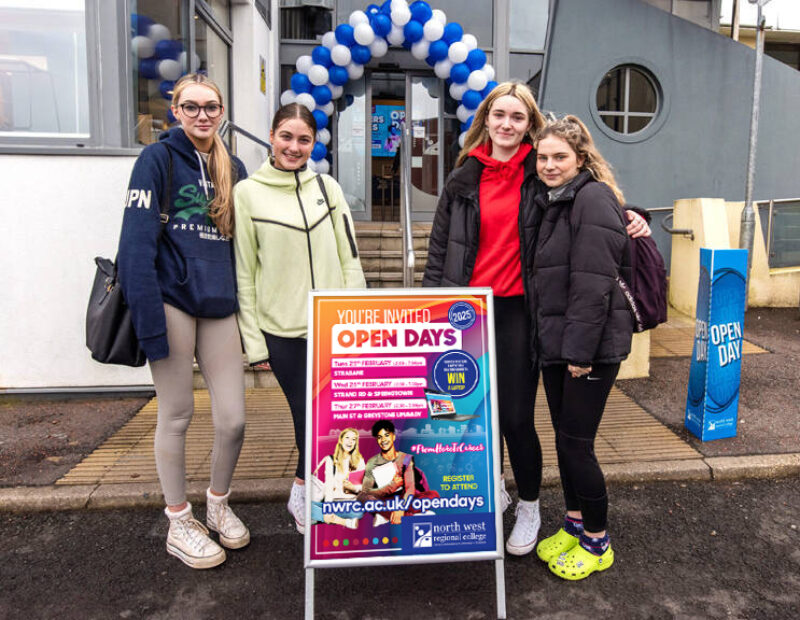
[294,170,316,288]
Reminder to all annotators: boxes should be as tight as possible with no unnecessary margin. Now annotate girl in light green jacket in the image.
[233,103,365,534]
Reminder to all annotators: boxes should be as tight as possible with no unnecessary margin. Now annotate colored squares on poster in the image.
[382,537,389,544]
[333,540,340,547]
[323,540,329,547]
[321,535,400,549]
[372,537,379,545]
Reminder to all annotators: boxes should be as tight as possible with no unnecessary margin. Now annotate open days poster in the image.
[305,290,502,568]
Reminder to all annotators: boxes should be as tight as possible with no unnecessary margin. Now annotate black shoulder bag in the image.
[85,147,173,366]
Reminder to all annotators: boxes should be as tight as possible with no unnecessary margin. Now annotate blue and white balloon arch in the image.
[280,0,498,175]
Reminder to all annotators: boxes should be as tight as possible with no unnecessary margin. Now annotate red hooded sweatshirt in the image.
[468,142,531,297]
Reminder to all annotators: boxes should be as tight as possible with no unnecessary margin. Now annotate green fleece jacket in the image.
[233,158,366,363]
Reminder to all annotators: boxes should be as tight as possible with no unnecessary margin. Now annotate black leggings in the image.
[541,362,619,532]
[264,332,307,480]
[494,296,542,501]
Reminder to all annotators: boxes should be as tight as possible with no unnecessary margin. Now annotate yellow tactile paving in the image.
[57,384,700,486]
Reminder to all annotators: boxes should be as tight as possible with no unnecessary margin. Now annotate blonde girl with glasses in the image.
[118,73,250,569]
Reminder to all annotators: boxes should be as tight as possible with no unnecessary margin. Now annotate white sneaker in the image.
[206,488,250,549]
[499,478,512,514]
[287,482,305,534]
[166,503,226,569]
[506,498,541,556]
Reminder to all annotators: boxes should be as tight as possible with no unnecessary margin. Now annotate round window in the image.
[595,65,659,135]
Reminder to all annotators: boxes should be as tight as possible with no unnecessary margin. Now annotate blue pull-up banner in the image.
[685,248,748,441]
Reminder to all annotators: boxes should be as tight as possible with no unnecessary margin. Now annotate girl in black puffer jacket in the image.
[530,115,633,581]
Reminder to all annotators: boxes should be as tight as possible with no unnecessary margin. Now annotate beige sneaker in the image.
[166,503,226,569]
[206,488,250,549]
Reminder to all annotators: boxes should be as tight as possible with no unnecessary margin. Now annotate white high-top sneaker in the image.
[206,488,250,549]
[287,482,306,534]
[506,498,541,556]
[165,502,226,569]
[499,478,512,514]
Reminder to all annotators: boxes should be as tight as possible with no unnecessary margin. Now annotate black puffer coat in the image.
[526,170,633,366]
[422,151,541,288]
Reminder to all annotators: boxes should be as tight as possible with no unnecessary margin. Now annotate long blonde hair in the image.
[172,74,236,238]
[533,115,625,204]
[457,81,546,167]
[333,428,362,473]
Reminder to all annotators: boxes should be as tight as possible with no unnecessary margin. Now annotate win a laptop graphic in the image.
[424,388,478,422]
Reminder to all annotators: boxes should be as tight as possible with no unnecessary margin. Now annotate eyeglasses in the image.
[179,103,223,118]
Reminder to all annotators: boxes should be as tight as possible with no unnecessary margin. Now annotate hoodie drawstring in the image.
[195,150,210,201]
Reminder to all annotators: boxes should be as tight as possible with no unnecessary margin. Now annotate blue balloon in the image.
[481,80,499,98]
[311,45,332,68]
[328,65,349,86]
[290,72,312,94]
[131,13,154,37]
[403,20,424,44]
[312,109,329,131]
[366,3,380,15]
[380,0,392,14]
[139,58,160,79]
[351,44,372,65]
[466,114,475,127]
[159,80,175,99]
[312,85,332,105]
[466,48,487,71]
[425,55,437,67]
[442,22,464,45]
[370,13,392,37]
[450,62,470,84]
[428,39,449,62]
[335,24,355,47]
[402,39,413,50]
[409,1,433,24]
[462,89,482,110]
[155,39,181,60]
[311,142,327,162]
[167,108,177,124]
[345,94,355,107]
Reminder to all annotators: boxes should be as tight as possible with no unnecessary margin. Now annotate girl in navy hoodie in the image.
[118,74,249,569]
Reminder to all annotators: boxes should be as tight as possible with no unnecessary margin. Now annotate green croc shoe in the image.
[535,528,579,563]
[548,543,614,581]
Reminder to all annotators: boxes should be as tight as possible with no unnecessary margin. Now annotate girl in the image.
[531,115,634,579]
[423,82,649,557]
[310,428,366,529]
[233,103,365,534]
[118,74,250,569]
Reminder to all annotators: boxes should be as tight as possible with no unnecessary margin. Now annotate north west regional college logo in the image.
[413,522,433,548]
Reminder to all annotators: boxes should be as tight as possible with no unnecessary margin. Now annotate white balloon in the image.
[387,25,405,46]
[462,34,478,51]
[319,101,335,116]
[296,55,313,74]
[328,83,344,99]
[370,38,389,58]
[483,64,496,82]
[448,41,468,64]
[457,105,473,123]
[449,82,468,101]
[296,93,316,111]
[423,19,444,42]
[306,159,318,172]
[354,22,376,46]
[330,45,352,67]
[131,36,155,58]
[148,23,171,44]
[390,6,411,27]
[434,58,453,79]
[317,128,331,145]
[411,39,430,60]
[322,31,337,49]
[432,9,447,24]
[178,51,200,71]
[280,90,297,106]
[158,59,181,81]
[467,69,488,92]
[349,10,369,27]
[390,0,408,9]
[458,132,466,148]
[315,159,330,175]
[308,64,329,86]
[347,62,364,80]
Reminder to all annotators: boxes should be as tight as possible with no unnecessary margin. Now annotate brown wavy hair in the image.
[533,114,625,204]
[332,428,362,473]
[172,74,236,238]
[456,81,546,167]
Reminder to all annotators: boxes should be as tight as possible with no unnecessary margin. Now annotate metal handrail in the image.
[400,121,416,287]
[219,120,272,154]
[660,213,694,240]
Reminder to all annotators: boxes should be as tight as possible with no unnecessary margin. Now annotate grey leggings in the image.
[149,304,246,506]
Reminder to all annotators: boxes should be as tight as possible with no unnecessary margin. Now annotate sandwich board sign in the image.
[304,289,504,618]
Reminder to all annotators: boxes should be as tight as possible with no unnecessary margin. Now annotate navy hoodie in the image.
[117,127,248,362]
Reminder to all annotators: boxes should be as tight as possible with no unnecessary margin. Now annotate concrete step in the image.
[360,249,428,273]
[192,361,278,390]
